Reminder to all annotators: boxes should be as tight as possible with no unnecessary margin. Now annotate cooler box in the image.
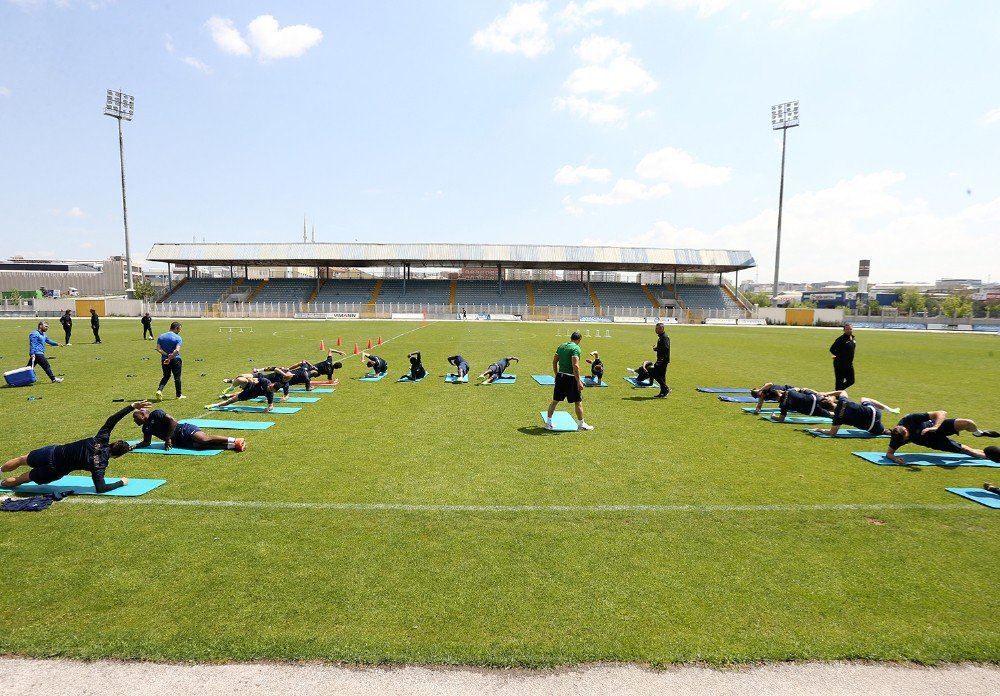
[4,366,37,387]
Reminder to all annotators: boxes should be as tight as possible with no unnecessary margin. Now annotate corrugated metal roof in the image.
[147,243,755,273]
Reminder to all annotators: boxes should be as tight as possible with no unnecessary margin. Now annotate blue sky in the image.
[1,0,998,284]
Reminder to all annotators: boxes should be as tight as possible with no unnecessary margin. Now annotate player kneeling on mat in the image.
[1,401,152,491]
[886,411,1000,465]
[132,408,246,452]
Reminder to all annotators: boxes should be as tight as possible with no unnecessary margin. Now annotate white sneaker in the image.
[52,377,64,383]
[544,421,554,430]
[177,395,187,400]
[887,407,900,414]
[577,422,594,431]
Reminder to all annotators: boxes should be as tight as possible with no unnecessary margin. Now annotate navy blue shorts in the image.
[26,445,61,484]
[171,423,202,449]
[921,419,965,454]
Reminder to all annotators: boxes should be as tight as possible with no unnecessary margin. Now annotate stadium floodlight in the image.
[770,100,799,299]
[104,89,136,293]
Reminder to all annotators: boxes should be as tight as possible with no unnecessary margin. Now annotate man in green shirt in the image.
[544,331,593,431]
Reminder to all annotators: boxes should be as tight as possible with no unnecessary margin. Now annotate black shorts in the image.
[553,373,582,404]
[26,446,61,484]
[920,419,965,454]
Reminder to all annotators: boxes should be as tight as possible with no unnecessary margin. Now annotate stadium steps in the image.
[246,279,267,302]
[589,284,602,313]
[158,277,187,302]
[368,279,384,306]
[721,281,753,313]
[641,284,661,309]
[448,280,457,308]
[526,281,535,309]
[307,280,323,304]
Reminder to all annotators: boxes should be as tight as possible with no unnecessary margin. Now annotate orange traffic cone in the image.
[336,336,342,347]
[353,343,359,355]
[320,339,325,351]
[367,338,373,350]
[377,336,382,346]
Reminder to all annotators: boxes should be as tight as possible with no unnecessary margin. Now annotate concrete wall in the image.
[758,307,845,325]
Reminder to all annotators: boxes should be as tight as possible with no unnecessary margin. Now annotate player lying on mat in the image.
[811,391,900,436]
[132,408,246,452]
[360,352,388,377]
[399,351,426,381]
[586,351,604,383]
[885,411,1000,464]
[749,381,798,414]
[205,375,280,412]
[260,364,313,396]
[223,369,292,399]
[985,482,1000,495]
[626,361,656,386]
[769,387,836,422]
[447,354,470,378]
[1,400,151,491]
[478,356,519,384]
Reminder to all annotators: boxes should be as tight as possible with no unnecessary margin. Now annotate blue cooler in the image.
[4,366,37,387]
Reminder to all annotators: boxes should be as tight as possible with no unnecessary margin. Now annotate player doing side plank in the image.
[132,408,246,452]
[1,401,151,491]
[811,391,899,436]
[205,375,280,412]
[478,357,519,384]
[885,411,1000,464]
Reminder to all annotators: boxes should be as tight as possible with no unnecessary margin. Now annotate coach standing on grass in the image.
[830,323,856,390]
[154,321,184,402]
[27,321,63,383]
[651,322,671,398]
[59,309,72,345]
[544,331,593,430]
[90,308,101,344]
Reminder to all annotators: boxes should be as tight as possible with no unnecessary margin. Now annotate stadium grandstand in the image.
[147,243,755,321]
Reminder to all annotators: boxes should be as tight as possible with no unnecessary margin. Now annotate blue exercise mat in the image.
[180,419,274,430]
[583,377,608,387]
[805,428,888,439]
[0,475,166,497]
[126,441,221,456]
[742,407,782,414]
[210,405,301,414]
[485,374,516,384]
[851,451,1000,468]
[540,411,578,432]
[697,387,751,393]
[445,374,469,383]
[251,396,320,403]
[289,388,335,393]
[760,415,832,424]
[532,375,555,386]
[719,396,769,403]
[624,377,657,388]
[396,375,425,382]
[946,487,1000,509]
[359,372,387,382]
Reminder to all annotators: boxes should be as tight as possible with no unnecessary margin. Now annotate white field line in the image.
[66,498,971,514]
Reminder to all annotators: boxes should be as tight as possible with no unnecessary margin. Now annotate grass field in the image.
[0,318,997,666]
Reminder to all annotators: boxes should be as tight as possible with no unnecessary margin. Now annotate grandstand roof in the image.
[147,243,755,273]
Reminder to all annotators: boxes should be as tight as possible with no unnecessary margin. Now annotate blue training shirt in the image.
[29,330,58,356]
[157,331,182,358]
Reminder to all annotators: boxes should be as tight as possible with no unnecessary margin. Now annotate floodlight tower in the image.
[770,100,799,299]
[104,89,136,293]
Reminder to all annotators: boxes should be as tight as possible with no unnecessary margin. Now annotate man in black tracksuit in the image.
[830,323,856,390]
[90,308,101,344]
[652,322,671,398]
[59,310,73,344]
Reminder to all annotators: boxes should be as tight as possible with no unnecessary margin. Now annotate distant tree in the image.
[867,299,881,316]
[132,278,158,302]
[895,289,926,314]
[9,289,21,304]
[846,282,859,292]
[985,300,1000,318]
[788,300,818,309]
[744,291,772,307]
[941,294,973,318]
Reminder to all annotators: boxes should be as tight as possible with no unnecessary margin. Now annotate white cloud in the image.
[207,15,322,61]
[247,15,323,61]
[0,86,10,97]
[562,195,584,216]
[472,2,553,59]
[982,107,1000,125]
[636,147,732,187]
[554,96,626,124]
[558,0,725,31]
[66,207,85,218]
[565,35,656,98]
[206,16,251,56]
[554,164,612,184]
[776,0,874,19]
[579,178,671,205]
[164,33,175,53]
[181,56,212,73]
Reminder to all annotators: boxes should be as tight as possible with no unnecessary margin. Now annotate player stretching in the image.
[478,356,519,384]
[132,408,246,452]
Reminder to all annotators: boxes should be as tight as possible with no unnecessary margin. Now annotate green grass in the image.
[0,318,997,665]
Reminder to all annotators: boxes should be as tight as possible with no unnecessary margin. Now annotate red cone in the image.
[377,336,382,346]
[336,336,342,347]
[353,343,359,355]
[320,339,325,351]
[367,338,373,350]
